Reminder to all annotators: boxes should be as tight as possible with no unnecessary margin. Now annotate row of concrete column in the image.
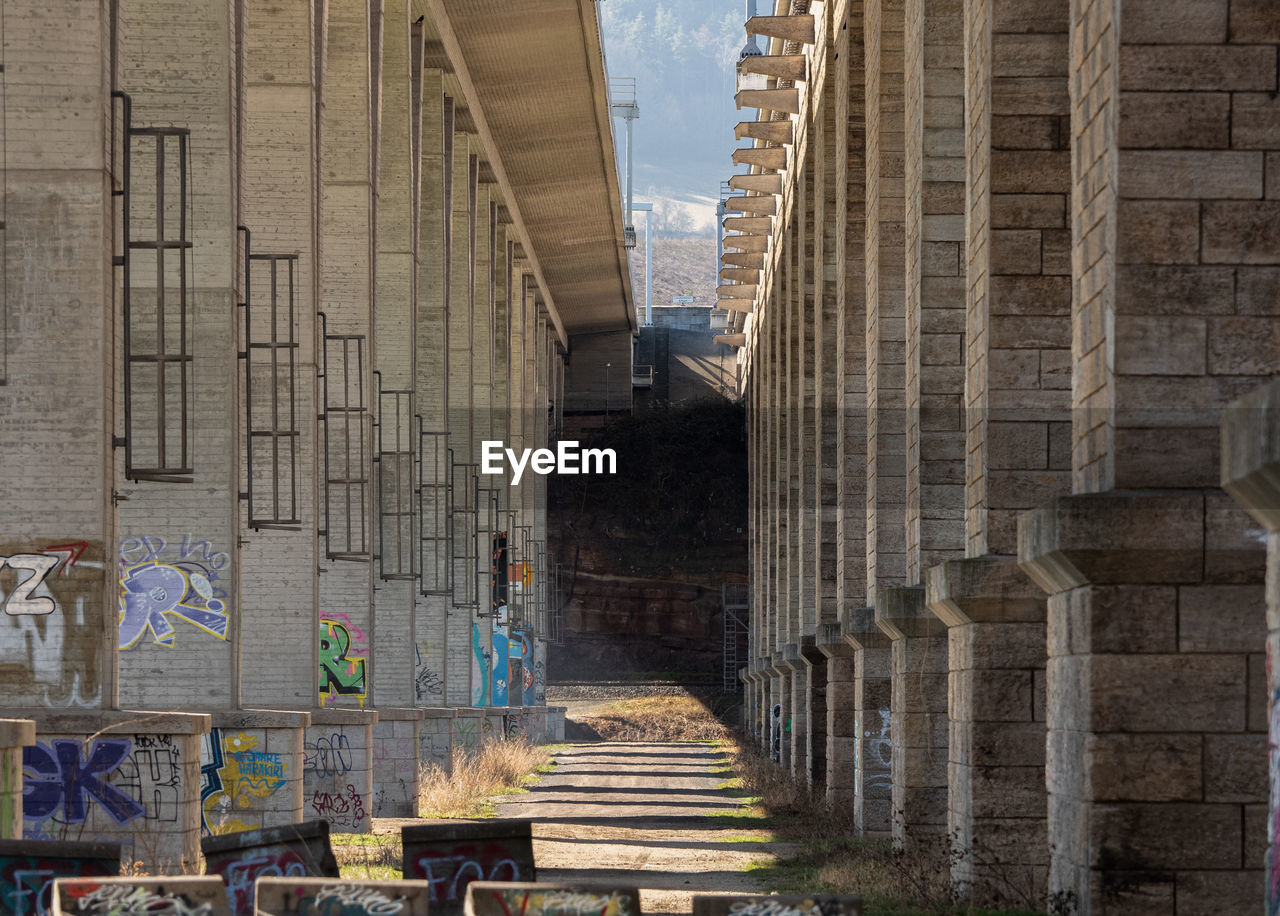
[0,0,567,868]
[737,0,1279,912]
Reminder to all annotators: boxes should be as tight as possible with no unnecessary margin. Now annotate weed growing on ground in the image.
[574,695,730,742]
[417,738,551,818]
[331,832,401,880]
[721,735,1044,916]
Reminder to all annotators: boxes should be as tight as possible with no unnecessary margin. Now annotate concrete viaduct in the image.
[725,0,1280,913]
[0,0,635,870]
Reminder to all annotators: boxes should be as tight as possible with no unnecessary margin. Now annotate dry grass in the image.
[722,734,1041,916]
[574,694,730,742]
[418,738,551,818]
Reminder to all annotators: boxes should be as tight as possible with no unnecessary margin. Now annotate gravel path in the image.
[493,742,790,916]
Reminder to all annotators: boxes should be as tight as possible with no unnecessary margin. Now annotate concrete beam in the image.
[723,252,765,269]
[736,88,801,115]
[725,195,777,216]
[714,333,746,348]
[736,120,793,144]
[738,54,808,82]
[717,284,757,298]
[724,235,768,252]
[721,267,761,283]
[718,299,755,314]
[729,173,783,195]
[745,14,816,44]
[724,216,773,234]
[733,147,788,170]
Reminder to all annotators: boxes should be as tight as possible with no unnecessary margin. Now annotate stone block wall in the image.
[303,715,373,834]
[201,713,307,838]
[372,713,422,818]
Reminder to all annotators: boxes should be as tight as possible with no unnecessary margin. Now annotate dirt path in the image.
[494,742,788,915]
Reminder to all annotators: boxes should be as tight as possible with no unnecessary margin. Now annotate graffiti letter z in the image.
[1,554,58,615]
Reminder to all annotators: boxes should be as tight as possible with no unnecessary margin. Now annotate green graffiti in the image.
[319,618,366,703]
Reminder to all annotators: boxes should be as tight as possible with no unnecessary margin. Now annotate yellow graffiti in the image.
[202,731,286,830]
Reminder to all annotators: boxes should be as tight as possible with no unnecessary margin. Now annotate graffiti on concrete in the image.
[534,658,546,705]
[0,849,119,916]
[471,623,489,707]
[117,536,231,650]
[305,734,352,780]
[862,708,892,795]
[318,618,366,706]
[519,631,535,707]
[453,719,479,751]
[415,643,443,701]
[22,739,146,827]
[0,540,105,708]
[201,729,286,836]
[308,784,366,831]
[0,554,58,616]
[491,623,510,707]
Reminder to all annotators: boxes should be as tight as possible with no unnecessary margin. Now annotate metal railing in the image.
[632,364,654,388]
[241,229,301,529]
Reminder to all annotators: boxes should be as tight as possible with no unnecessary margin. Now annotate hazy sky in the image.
[598,0,750,232]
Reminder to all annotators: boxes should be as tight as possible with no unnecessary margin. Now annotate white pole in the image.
[645,208,653,327]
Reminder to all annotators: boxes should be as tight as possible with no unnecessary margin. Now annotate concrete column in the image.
[784,645,807,783]
[1020,494,1266,913]
[240,0,323,722]
[414,73,450,717]
[834,0,869,662]
[818,624,857,808]
[1,0,115,710]
[842,606,892,837]
[802,642,828,792]
[115,0,242,713]
[903,0,966,585]
[1223,381,1280,916]
[1,0,211,867]
[1014,0,1277,910]
[927,556,1048,905]
[0,720,35,839]
[876,586,948,855]
[308,0,381,831]
[368,0,424,816]
[448,128,478,707]
[864,0,908,604]
[812,3,841,636]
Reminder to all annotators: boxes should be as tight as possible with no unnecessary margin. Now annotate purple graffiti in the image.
[118,562,229,649]
[22,739,146,825]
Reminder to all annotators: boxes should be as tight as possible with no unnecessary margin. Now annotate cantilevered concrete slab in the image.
[736,120,793,144]
[738,54,807,82]
[736,88,801,115]
[724,216,773,234]
[733,147,788,170]
[729,173,783,195]
[425,0,634,343]
[745,14,816,44]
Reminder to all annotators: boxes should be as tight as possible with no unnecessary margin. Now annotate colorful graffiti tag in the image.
[471,623,489,707]
[117,536,231,650]
[22,739,145,827]
[519,631,535,707]
[200,729,286,836]
[318,618,367,706]
[490,624,509,707]
[1,540,105,708]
